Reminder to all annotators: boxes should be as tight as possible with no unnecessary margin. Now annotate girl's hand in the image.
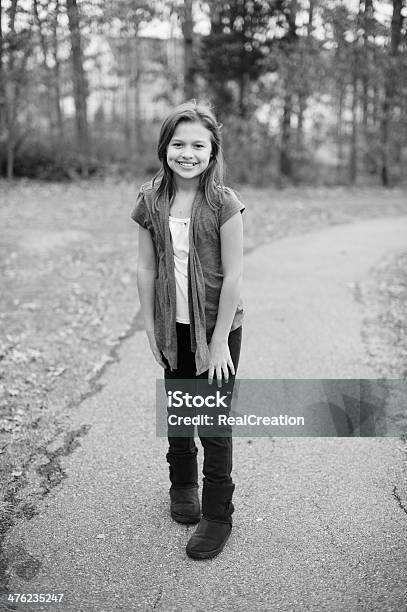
[208,339,235,388]
[146,330,167,369]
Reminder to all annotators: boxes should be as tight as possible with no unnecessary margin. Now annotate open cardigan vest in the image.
[131,179,245,375]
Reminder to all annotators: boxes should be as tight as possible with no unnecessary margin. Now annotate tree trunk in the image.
[5,0,18,179]
[66,0,90,172]
[33,0,54,136]
[349,77,358,185]
[380,0,403,186]
[280,90,293,178]
[337,81,344,182]
[348,2,364,185]
[296,101,304,150]
[279,0,297,178]
[296,0,314,150]
[238,71,250,119]
[361,0,373,128]
[237,0,250,118]
[52,0,64,141]
[7,135,14,178]
[0,0,5,149]
[371,41,380,129]
[124,41,131,160]
[359,0,374,175]
[133,35,143,156]
[182,0,195,99]
[6,41,31,179]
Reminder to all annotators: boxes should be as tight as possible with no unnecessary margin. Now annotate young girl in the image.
[131,100,245,560]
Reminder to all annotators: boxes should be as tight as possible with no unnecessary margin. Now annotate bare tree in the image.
[296,0,315,149]
[33,0,53,135]
[349,2,362,185]
[181,0,194,99]
[349,69,358,185]
[33,0,64,141]
[280,0,298,179]
[102,1,154,158]
[361,0,374,128]
[51,0,64,141]
[380,0,404,186]
[0,0,5,145]
[66,0,90,169]
[3,0,32,178]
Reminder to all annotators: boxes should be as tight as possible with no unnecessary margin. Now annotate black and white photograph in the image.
[0,0,407,610]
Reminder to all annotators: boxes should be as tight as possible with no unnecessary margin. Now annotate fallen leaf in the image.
[9,350,29,364]
[51,367,66,377]
[21,302,40,311]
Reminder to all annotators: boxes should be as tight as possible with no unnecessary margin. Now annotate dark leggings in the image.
[164,324,242,485]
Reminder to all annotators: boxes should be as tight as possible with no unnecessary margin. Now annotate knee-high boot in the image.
[166,449,200,524]
[186,480,235,559]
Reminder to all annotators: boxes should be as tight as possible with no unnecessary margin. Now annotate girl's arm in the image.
[209,212,244,386]
[137,226,166,368]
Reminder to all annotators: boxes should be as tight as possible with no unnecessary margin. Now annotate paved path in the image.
[3,217,407,612]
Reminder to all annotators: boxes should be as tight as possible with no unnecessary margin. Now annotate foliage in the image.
[198,0,280,118]
[0,0,406,185]
[0,138,102,180]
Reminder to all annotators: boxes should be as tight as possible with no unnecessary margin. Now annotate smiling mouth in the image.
[177,161,199,168]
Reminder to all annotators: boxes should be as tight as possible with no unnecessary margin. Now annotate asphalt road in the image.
[3,216,407,612]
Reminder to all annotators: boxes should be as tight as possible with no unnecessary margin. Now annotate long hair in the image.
[152,100,225,213]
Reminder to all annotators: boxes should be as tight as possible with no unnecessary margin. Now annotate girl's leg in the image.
[197,325,241,487]
[164,323,197,465]
[164,323,200,523]
[186,326,242,559]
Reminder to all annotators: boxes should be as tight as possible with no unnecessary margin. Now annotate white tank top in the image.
[169,216,190,323]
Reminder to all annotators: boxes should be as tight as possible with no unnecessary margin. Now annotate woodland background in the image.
[0,0,406,186]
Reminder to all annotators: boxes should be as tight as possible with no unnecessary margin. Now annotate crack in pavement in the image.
[0,425,90,601]
[152,584,163,610]
[392,485,407,516]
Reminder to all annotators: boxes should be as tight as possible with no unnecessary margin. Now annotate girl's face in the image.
[166,121,213,185]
